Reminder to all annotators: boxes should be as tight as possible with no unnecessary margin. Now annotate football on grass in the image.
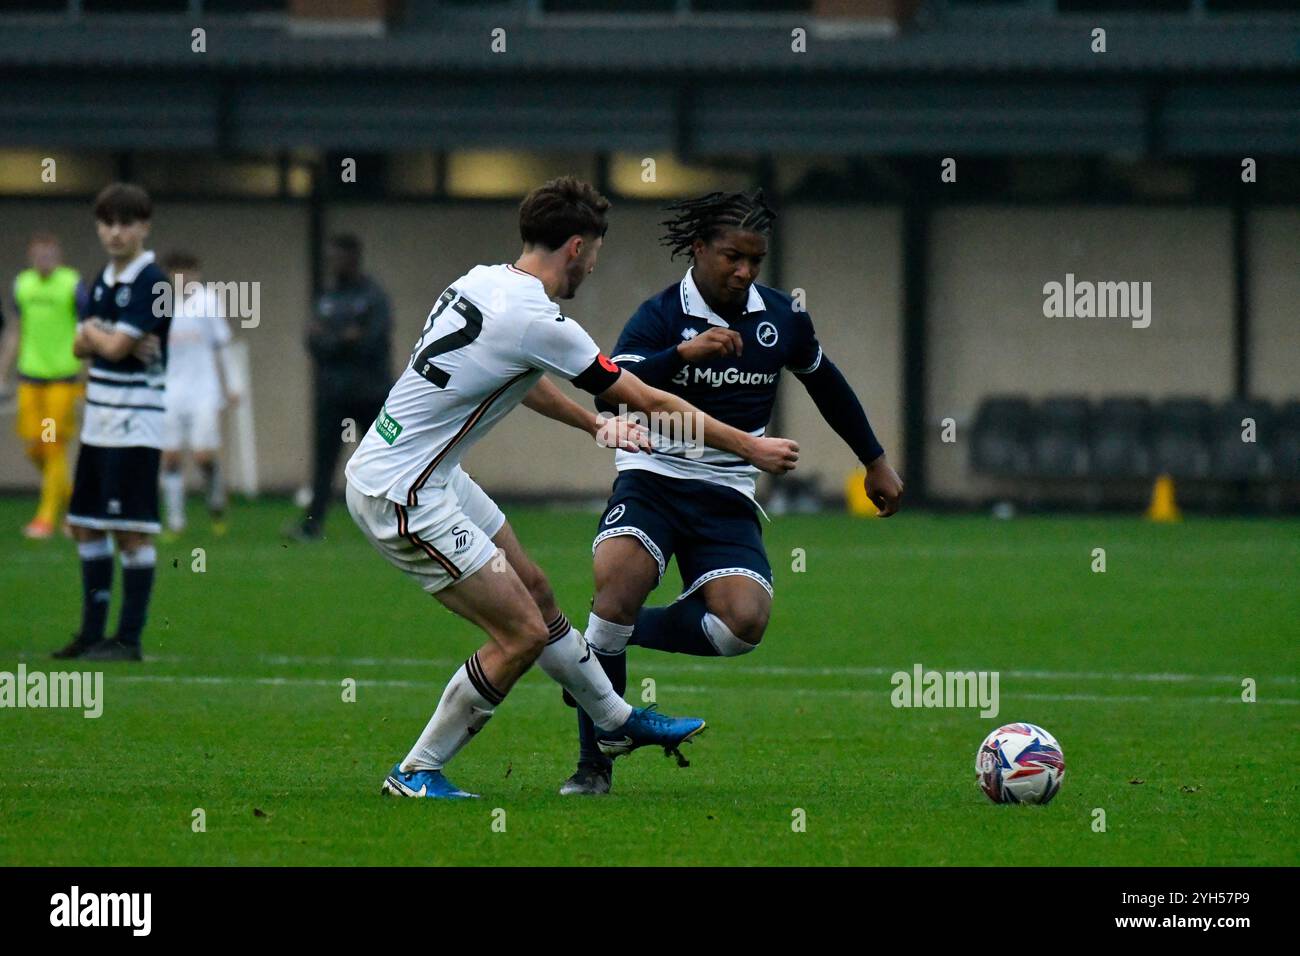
[975,722,1065,805]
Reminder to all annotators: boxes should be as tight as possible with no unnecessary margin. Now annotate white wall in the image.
[2,200,1290,503]
[926,207,1235,499]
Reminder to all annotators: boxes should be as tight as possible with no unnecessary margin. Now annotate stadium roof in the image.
[1,10,1296,154]
[1,10,1298,72]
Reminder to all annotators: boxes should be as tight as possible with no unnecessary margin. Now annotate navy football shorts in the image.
[593,469,773,599]
[67,444,162,534]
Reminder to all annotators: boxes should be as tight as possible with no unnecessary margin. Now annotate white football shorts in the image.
[345,465,505,595]
[162,404,222,452]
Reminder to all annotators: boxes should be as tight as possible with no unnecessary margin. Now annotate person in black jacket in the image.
[293,233,392,540]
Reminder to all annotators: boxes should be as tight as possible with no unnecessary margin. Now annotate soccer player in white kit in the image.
[159,252,239,536]
[344,178,800,798]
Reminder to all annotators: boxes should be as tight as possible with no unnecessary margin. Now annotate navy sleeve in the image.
[80,273,104,321]
[786,309,823,374]
[117,267,169,336]
[795,353,885,465]
[608,300,684,387]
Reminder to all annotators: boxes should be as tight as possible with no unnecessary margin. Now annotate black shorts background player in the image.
[561,190,904,794]
[54,183,170,662]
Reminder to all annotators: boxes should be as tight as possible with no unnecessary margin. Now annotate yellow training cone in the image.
[1146,473,1182,523]
[845,467,879,517]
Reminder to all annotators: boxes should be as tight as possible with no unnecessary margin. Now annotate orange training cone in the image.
[1146,473,1182,523]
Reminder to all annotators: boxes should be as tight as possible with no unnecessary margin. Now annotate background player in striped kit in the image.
[54,183,171,663]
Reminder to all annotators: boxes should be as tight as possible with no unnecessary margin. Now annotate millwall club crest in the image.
[93,286,103,302]
[115,286,132,308]
[756,321,778,347]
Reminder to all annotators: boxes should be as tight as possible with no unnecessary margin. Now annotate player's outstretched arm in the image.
[522,376,601,435]
[599,368,798,475]
[522,376,649,452]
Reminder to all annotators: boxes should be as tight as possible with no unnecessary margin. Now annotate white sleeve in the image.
[207,293,233,348]
[518,311,601,380]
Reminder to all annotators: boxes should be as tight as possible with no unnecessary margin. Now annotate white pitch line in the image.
[104,673,1300,705]
[135,653,1298,686]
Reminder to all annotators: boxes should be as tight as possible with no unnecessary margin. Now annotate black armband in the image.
[571,353,622,396]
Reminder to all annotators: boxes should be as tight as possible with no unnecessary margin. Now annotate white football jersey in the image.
[165,288,231,412]
[345,264,617,506]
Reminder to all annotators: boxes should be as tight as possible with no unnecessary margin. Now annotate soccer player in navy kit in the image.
[53,183,171,662]
[561,190,905,794]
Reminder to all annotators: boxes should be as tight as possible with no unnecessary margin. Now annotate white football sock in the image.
[78,537,114,560]
[585,612,634,655]
[537,612,632,731]
[400,654,499,772]
[702,612,757,657]
[161,469,185,531]
[119,544,157,570]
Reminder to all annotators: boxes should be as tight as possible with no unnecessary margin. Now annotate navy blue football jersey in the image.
[80,250,171,448]
[607,269,823,498]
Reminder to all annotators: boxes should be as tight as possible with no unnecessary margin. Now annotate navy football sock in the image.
[576,710,609,772]
[78,540,115,644]
[576,649,627,772]
[629,596,720,656]
[116,546,157,647]
[603,648,628,698]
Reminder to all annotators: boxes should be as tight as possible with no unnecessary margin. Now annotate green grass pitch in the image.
[1,495,1296,866]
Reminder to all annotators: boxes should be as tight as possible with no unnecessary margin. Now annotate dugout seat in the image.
[1090,397,1152,478]
[1211,398,1275,480]
[1031,397,1092,477]
[971,396,1034,475]
[1151,397,1213,478]
[1272,401,1300,480]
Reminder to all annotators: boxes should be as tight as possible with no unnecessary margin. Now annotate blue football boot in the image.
[597,705,706,764]
[381,763,478,799]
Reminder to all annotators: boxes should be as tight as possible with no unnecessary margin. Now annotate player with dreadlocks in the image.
[559,189,904,794]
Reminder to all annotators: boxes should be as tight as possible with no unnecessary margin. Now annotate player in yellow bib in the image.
[1,234,85,538]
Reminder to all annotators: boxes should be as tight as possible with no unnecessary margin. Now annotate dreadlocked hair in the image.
[659,189,776,261]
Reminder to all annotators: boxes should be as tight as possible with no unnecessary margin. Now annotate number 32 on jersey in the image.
[409,287,483,388]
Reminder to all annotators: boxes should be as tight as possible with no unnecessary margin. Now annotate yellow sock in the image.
[36,443,70,526]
